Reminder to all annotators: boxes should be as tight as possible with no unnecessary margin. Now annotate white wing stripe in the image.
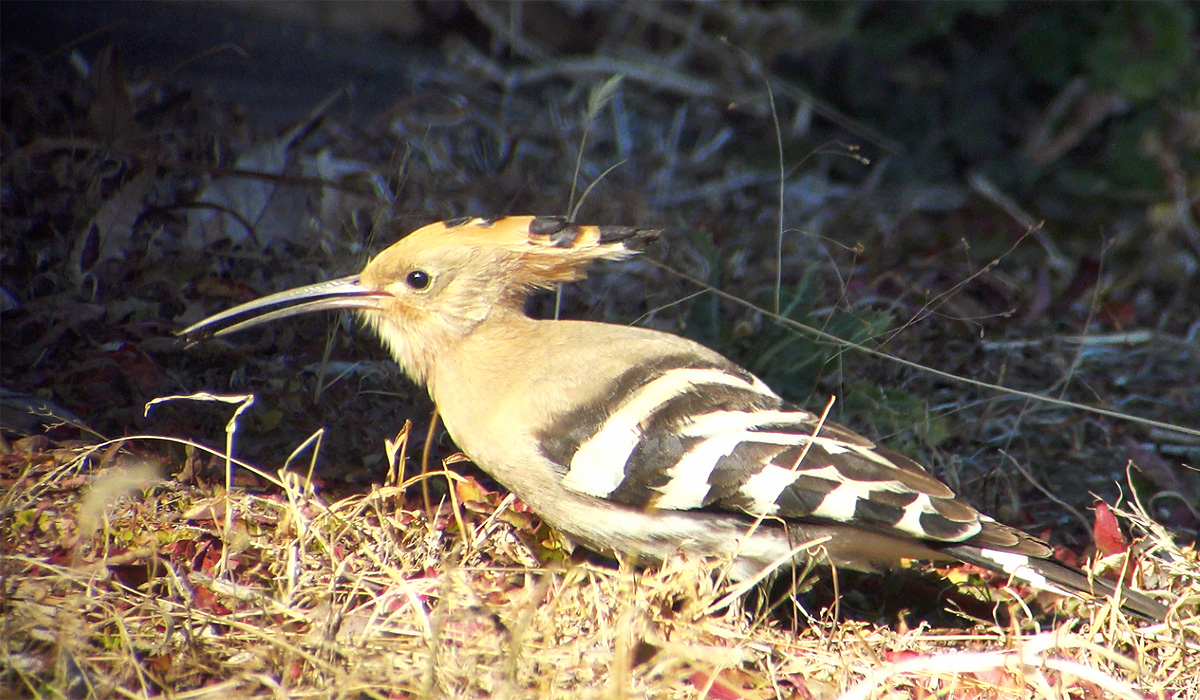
[564,368,763,497]
[973,548,1057,593]
[891,493,935,536]
[679,411,867,461]
[653,430,812,509]
[652,435,743,509]
[797,465,914,494]
[808,481,863,521]
[738,463,803,515]
[680,408,811,437]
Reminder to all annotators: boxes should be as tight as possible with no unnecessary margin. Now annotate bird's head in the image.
[180,216,660,383]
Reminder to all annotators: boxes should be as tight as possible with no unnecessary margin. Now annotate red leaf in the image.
[192,585,231,615]
[688,669,761,700]
[688,671,743,700]
[1051,544,1079,568]
[287,660,304,682]
[199,543,223,572]
[1101,300,1137,329]
[1092,501,1127,556]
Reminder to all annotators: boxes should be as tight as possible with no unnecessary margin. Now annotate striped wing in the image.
[542,360,996,547]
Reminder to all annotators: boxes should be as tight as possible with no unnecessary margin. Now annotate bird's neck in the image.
[422,309,538,400]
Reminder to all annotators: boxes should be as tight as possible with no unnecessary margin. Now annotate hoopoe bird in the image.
[182,216,1167,621]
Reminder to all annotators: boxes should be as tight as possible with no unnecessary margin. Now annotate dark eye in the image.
[405,270,431,290]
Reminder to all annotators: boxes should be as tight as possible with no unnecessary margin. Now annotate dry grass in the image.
[3,427,1197,699]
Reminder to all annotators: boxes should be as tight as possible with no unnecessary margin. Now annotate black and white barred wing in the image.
[546,359,1006,547]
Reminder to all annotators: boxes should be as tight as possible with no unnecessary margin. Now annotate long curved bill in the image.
[179,274,390,339]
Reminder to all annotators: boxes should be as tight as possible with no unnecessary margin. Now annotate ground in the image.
[2,2,1198,698]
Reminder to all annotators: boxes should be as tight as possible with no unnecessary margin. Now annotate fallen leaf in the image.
[1092,500,1128,556]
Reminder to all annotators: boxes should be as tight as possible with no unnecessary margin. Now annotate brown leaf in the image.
[1123,437,1185,493]
[70,167,154,279]
[86,44,136,145]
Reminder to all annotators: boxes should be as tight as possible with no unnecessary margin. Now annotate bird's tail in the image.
[941,543,1168,622]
